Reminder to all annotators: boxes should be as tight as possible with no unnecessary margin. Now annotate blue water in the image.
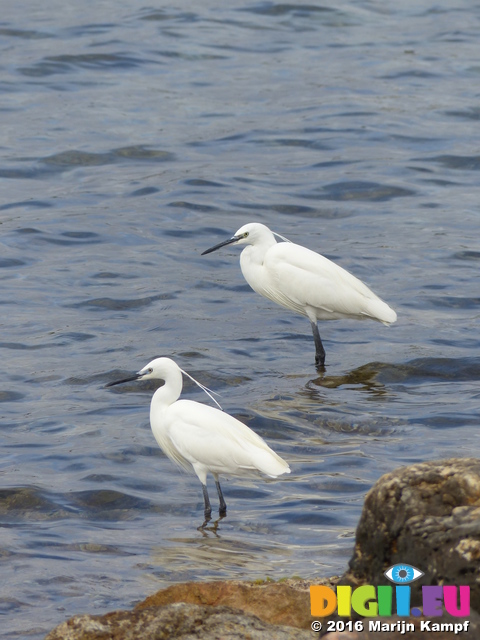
[1,1,480,637]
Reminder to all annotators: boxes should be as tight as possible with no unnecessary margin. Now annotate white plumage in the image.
[202,222,397,366]
[107,356,290,521]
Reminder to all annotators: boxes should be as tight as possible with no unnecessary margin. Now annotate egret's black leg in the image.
[310,321,326,367]
[215,477,227,516]
[202,483,212,521]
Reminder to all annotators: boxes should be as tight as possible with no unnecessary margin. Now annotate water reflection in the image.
[309,361,391,396]
[152,526,289,577]
[198,515,225,536]
[309,356,480,393]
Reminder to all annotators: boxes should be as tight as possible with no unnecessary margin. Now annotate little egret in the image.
[106,357,290,520]
[202,222,397,367]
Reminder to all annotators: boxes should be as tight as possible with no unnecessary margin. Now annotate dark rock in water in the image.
[322,458,480,638]
[340,457,480,611]
[44,602,313,639]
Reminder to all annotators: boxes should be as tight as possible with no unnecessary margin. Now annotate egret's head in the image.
[106,356,179,387]
[233,222,273,246]
[201,222,274,255]
[136,357,179,381]
[106,357,221,409]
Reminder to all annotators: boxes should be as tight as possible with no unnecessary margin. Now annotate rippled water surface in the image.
[1,1,480,637]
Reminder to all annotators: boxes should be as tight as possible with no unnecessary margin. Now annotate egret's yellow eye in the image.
[243,232,249,238]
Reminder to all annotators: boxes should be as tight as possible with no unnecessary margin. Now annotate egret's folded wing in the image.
[166,401,290,477]
[265,243,396,322]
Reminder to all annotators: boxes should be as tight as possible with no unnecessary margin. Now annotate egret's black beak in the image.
[201,235,241,256]
[105,372,143,388]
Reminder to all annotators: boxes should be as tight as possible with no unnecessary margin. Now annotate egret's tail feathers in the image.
[253,450,291,477]
[377,304,397,325]
[380,307,397,325]
[362,298,397,325]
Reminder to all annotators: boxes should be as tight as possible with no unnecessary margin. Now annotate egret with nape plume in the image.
[202,222,397,367]
[106,357,290,521]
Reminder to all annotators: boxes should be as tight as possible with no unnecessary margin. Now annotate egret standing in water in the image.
[202,222,397,367]
[106,357,290,521]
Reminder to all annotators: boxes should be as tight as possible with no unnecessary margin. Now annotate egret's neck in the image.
[240,234,277,267]
[239,235,277,295]
[150,367,183,414]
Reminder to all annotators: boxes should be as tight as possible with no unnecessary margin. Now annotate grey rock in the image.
[340,457,480,613]
[316,458,480,638]
[44,602,313,640]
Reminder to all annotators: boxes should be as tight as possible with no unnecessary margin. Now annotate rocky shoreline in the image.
[46,458,480,639]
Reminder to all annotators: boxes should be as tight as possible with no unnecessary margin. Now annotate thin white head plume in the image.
[180,368,223,411]
[272,231,292,243]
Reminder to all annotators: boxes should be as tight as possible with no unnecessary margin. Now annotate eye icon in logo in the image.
[384,564,424,584]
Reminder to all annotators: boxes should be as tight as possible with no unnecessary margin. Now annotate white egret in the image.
[202,222,397,367]
[106,357,290,520]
